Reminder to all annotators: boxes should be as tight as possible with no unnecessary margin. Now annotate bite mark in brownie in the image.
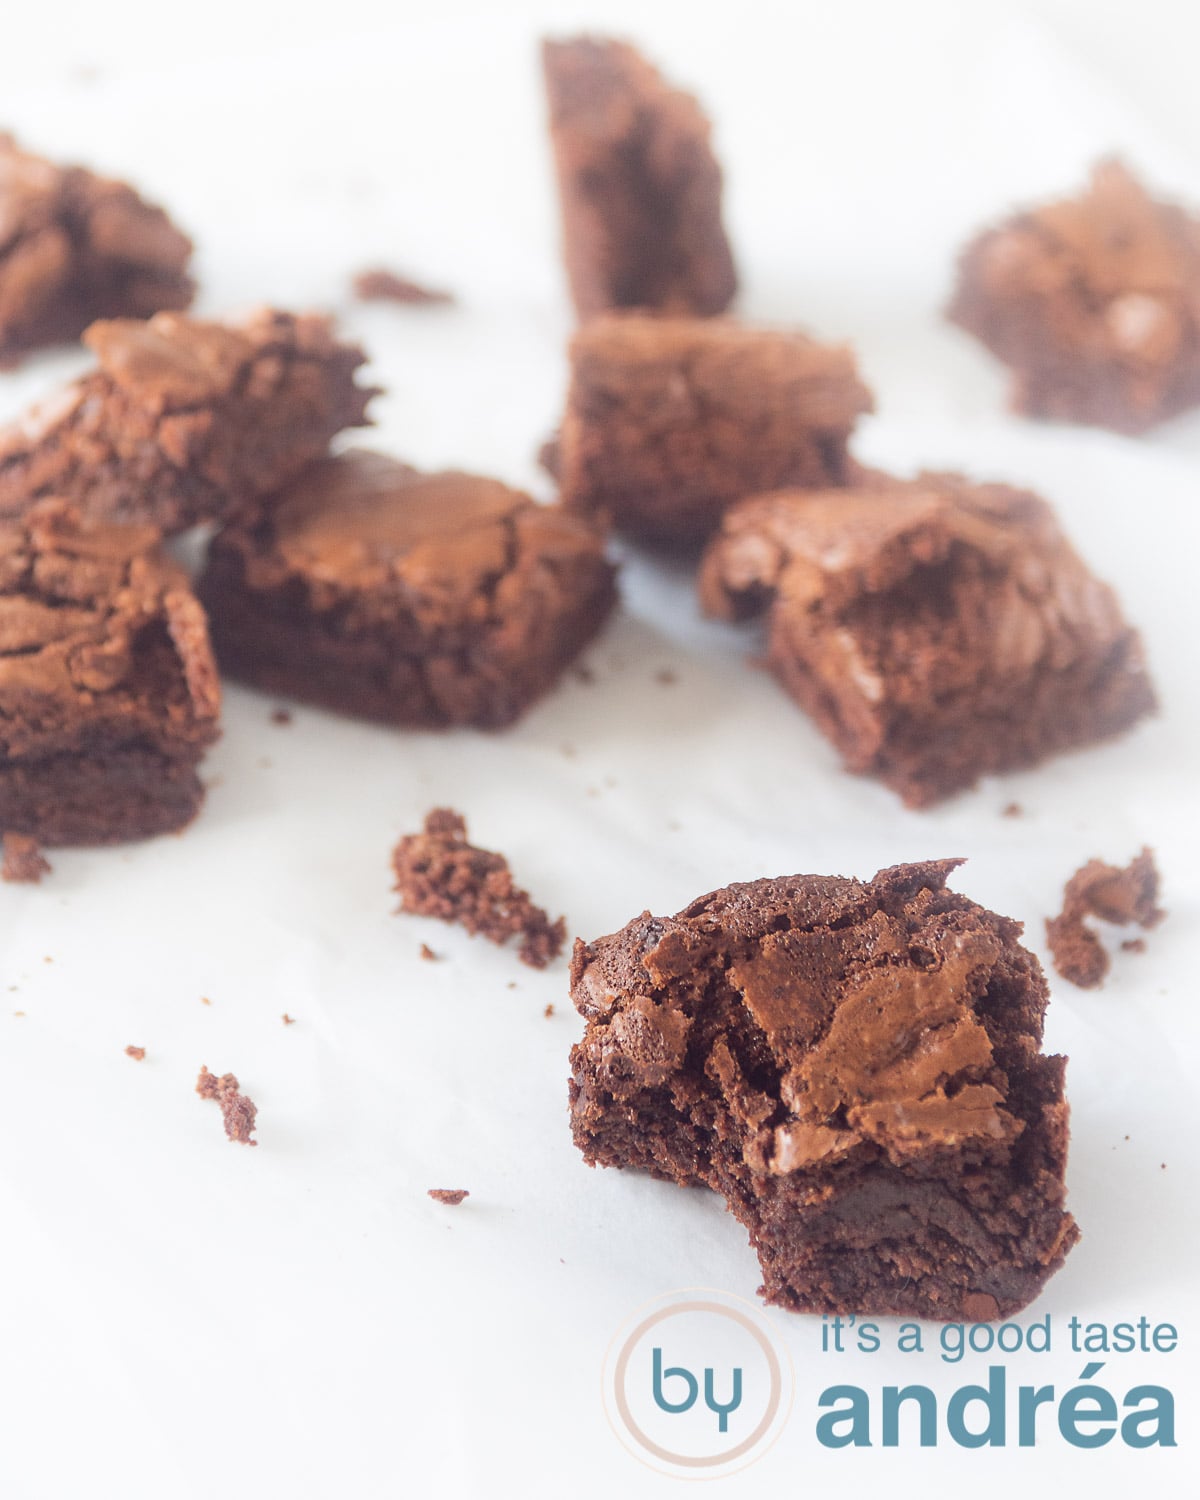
[0,308,376,533]
[1046,848,1164,989]
[0,502,221,845]
[393,809,566,969]
[570,860,1079,1320]
[0,134,194,361]
[428,1188,470,1205]
[196,1065,258,1146]
[699,473,1156,805]
[948,159,1200,433]
[2,831,51,882]
[352,267,454,306]
[559,313,872,545]
[542,36,736,319]
[198,449,616,728]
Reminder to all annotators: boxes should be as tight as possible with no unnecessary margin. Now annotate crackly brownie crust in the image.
[542,37,736,320]
[0,134,194,361]
[948,159,1200,433]
[570,860,1079,1321]
[699,473,1156,805]
[199,449,616,729]
[0,309,375,533]
[0,502,220,845]
[559,313,872,545]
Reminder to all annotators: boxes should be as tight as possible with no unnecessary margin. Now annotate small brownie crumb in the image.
[125,1044,146,1060]
[352,267,454,306]
[1121,938,1148,954]
[281,1013,296,1025]
[196,1064,258,1145]
[544,1003,555,1019]
[270,707,293,726]
[392,808,566,968]
[1046,848,1164,989]
[428,1188,469,1205]
[2,832,51,883]
[1002,803,1023,819]
[419,943,439,962]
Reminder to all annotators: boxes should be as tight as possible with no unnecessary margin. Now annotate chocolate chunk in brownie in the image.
[0,308,376,533]
[393,808,566,969]
[1,830,51,882]
[699,473,1156,806]
[0,501,220,845]
[559,314,872,545]
[427,1188,469,1205]
[352,267,454,305]
[1047,848,1164,989]
[542,37,736,320]
[199,449,616,728]
[0,134,194,361]
[948,159,1200,433]
[196,1065,258,1146]
[570,859,1079,1320]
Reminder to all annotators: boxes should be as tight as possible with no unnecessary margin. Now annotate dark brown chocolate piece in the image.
[542,36,736,320]
[570,860,1078,1320]
[199,449,616,729]
[1046,848,1164,989]
[427,1188,469,1205]
[559,313,872,545]
[0,502,220,845]
[949,159,1200,433]
[0,134,193,360]
[352,267,454,305]
[393,808,566,969]
[196,1065,258,1146]
[0,308,376,533]
[2,830,51,882]
[699,473,1156,806]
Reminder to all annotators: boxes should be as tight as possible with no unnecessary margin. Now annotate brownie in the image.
[542,36,736,320]
[699,473,1156,806]
[199,450,616,728]
[0,134,194,361]
[570,859,1079,1321]
[392,808,566,969]
[948,159,1200,433]
[1047,847,1164,989]
[558,313,872,545]
[0,502,220,845]
[0,308,375,533]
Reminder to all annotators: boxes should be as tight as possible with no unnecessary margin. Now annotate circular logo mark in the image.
[603,1288,793,1478]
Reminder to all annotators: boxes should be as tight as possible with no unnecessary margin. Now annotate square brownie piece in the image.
[0,308,375,533]
[570,859,1079,1321]
[699,474,1156,805]
[198,450,616,728]
[0,502,220,845]
[0,133,194,361]
[542,36,736,320]
[948,159,1200,433]
[559,313,872,545]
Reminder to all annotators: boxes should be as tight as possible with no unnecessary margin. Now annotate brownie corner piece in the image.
[0,133,194,361]
[541,35,736,320]
[559,313,873,545]
[948,158,1200,433]
[698,473,1156,805]
[0,502,221,846]
[569,860,1079,1320]
[199,449,616,728]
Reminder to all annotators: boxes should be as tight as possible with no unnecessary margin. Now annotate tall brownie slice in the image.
[559,313,872,545]
[0,502,220,845]
[0,134,194,361]
[699,474,1156,805]
[570,860,1079,1321]
[948,159,1200,433]
[199,450,616,728]
[0,309,375,533]
[542,37,736,319]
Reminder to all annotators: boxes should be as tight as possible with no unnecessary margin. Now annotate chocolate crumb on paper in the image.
[544,1003,555,1019]
[196,1065,258,1145]
[419,943,439,963]
[2,832,51,883]
[1047,847,1164,988]
[1002,802,1023,819]
[428,1188,469,1206]
[125,1045,146,1060]
[281,1013,296,1025]
[352,267,454,306]
[270,707,293,726]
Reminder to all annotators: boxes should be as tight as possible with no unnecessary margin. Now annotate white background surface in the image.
[0,2,1197,1496]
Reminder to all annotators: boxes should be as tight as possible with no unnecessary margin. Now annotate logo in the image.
[603,1289,793,1478]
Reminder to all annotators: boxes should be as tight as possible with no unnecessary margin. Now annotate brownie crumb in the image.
[2,832,51,883]
[196,1064,258,1145]
[1002,802,1023,818]
[270,707,293,726]
[418,942,439,962]
[1121,937,1148,954]
[655,667,678,686]
[352,267,454,306]
[544,1003,555,1019]
[125,1044,146,1060]
[428,1188,469,1205]
[1047,847,1164,988]
[281,1013,296,1025]
[392,809,566,969]
[200,996,212,1006]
